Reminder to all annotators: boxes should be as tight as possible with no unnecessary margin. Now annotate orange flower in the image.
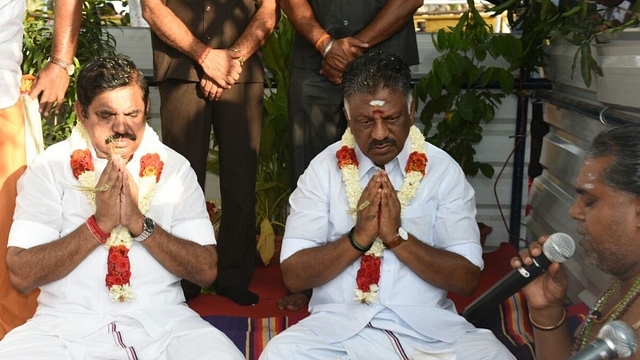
[356,254,381,292]
[139,153,164,182]
[106,245,131,287]
[336,146,358,168]
[20,75,36,94]
[70,149,94,179]
[406,151,427,176]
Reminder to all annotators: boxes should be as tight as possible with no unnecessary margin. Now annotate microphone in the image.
[462,233,575,324]
[569,320,638,360]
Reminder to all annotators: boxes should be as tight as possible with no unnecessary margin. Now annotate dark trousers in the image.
[289,67,347,189]
[159,79,263,295]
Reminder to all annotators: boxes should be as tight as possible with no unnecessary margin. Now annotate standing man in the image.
[260,51,515,359]
[279,0,423,311]
[142,0,279,305]
[1,0,83,338]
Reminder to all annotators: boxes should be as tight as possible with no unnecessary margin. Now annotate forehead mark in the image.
[370,100,385,115]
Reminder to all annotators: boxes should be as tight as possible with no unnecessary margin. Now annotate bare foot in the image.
[277,293,309,311]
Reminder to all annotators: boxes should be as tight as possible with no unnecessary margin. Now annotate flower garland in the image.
[572,277,640,354]
[336,125,427,304]
[69,123,164,302]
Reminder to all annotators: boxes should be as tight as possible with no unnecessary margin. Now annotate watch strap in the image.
[132,217,155,242]
[47,56,74,76]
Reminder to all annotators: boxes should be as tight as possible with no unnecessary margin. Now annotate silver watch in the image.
[133,216,156,242]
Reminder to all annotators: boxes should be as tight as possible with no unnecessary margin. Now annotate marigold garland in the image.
[69,123,163,302]
[337,125,427,304]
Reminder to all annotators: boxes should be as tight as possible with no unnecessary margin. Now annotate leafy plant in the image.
[491,0,640,87]
[22,0,118,147]
[413,0,522,178]
[257,15,294,235]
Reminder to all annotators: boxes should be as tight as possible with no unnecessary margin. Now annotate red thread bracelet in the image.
[86,215,109,244]
[197,47,211,65]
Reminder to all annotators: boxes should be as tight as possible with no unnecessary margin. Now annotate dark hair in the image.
[586,124,640,195]
[342,51,412,101]
[76,54,149,115]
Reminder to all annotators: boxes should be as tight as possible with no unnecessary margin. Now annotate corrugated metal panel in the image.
[529,33,640,306]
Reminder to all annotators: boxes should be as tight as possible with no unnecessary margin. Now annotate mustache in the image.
[105,133,137,144]
[368,138,396,149]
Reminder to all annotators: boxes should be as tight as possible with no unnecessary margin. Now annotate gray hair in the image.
[586,124,640,195]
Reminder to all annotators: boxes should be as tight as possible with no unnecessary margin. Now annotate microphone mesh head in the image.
[543,233,575,263]
[599,320,639,358]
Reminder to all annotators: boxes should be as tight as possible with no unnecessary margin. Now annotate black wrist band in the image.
[349,227,371,252]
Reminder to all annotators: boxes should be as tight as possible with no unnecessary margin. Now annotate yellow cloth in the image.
[0,98,39,339]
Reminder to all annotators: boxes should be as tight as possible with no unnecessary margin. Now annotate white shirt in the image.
[282,133,483,344]
[8,125,215,338]
[0,0,25,109]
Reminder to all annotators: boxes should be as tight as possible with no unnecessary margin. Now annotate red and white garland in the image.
[336,125,427,304]
[70,123,164,302]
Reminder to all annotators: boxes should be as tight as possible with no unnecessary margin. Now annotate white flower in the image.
[338,125,427,305]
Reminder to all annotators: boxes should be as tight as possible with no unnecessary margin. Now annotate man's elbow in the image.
[8,271,35,295]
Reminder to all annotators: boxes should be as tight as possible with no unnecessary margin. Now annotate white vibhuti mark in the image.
[370,100,385,107]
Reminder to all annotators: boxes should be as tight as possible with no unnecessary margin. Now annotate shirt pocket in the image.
[401,202,437,247]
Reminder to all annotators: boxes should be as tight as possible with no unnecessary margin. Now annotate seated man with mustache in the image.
[0,55,243,360]
[260,51,515,360]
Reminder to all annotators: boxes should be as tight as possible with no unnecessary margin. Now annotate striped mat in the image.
[203,315,292,360]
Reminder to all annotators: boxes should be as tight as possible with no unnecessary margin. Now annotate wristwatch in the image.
[386,227,409,249]
[47,56,75,76]
[132,216,156,242]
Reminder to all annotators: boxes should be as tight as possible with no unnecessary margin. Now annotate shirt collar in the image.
[355,136,411,181]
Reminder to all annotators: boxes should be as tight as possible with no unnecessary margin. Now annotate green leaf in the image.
[479,163,495,178]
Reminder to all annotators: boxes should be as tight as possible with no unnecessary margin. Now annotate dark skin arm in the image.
[511,236,573,360]
[322,0,423,84]
[7,157,217,294]
[29,0,83,116]
[282,171,480,296]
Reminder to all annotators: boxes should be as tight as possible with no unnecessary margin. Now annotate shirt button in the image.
[343,20,349,26]
[205,5,211,11]
[206,35,211,40]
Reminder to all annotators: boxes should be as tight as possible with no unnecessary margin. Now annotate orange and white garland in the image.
[336,125,427,304]
[69,123,163,302]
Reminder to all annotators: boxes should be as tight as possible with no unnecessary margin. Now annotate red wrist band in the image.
[86,215,109,244]
[197,47,211,65]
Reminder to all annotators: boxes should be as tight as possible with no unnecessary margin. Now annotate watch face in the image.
[67,64,75,76]
[144,217,155,231]
[398,227,408,240]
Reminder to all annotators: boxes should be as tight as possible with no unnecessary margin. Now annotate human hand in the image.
[511,235,568,310]
[376,171,401,245]
[320,60,343,85]
[200,74,225,101]
[353,172,384,247]
[28,62,71,117]
[94,158,123,233]
[118,165,144,233]
[200,48,241,89]
[322,37,368,74]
